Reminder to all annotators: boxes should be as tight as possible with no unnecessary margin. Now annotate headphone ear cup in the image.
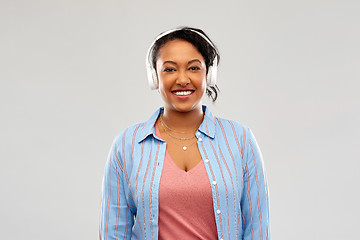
[152,68,159,89]
[147,66,159,90]
[206,65,217,87]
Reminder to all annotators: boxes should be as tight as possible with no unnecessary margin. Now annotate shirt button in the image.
[212,180,217,185]
[197,132,201,136]
[217,209,221,214]
[205,159,209,163]
[198,137,202,142]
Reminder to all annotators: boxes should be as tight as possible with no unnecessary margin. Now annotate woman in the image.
[100,27,270,240]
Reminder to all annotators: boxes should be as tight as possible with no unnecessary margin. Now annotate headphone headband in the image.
[145,28,218,90]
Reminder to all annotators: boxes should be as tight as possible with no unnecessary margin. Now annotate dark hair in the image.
[150,27,220,102]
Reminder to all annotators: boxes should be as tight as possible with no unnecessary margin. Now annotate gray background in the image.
[1,0,359,239]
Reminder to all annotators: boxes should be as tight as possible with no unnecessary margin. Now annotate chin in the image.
[170,102,201,113]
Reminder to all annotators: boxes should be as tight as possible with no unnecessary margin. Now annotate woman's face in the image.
[156,39,207,113]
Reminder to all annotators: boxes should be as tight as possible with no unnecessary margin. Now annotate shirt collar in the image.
[137,105,216,143]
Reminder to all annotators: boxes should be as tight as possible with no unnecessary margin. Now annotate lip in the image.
[171,88,195,92]
[171,89,195,100]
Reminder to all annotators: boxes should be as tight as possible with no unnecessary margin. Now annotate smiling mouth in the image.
[171,90,195,96]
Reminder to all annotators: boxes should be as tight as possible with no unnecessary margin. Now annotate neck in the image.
[161,105,204,132]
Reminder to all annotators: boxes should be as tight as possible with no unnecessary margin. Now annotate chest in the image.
[156,122,203,172]
[162,139,203,172]
[127,128,245,210]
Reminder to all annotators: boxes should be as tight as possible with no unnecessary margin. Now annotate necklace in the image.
[163,127,198,151]
[160,115,197,151]
[159,117,196,140]
[160,114,197,134]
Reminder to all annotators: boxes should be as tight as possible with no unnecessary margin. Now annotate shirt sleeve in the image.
[240,127,271,240]
[99,135,134,240]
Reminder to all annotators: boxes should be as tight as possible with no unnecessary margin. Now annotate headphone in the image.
[145,28,218,90]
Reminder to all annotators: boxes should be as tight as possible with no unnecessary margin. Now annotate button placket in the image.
[197,132,202,142]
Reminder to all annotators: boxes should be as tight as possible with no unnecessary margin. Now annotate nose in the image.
[176,69,190,86]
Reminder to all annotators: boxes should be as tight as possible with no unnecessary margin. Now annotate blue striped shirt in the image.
[100,105,270,240]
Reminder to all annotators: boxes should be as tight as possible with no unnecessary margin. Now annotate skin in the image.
[155,39,207,172]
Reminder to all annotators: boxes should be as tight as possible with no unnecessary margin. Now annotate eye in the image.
[188,66,200,71]
[163,68,176,72]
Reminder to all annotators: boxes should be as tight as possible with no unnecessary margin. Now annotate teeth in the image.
[173,91,193,96]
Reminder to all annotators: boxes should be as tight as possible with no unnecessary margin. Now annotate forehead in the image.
[157,39,204,62]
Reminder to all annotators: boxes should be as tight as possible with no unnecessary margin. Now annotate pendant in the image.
[183,146,187,150]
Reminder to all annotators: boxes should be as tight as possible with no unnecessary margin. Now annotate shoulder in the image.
[112,121,145,149]
[214,116,262,166]
[213,116,251,140]
[108,121,145,169]
[214,116,259,154]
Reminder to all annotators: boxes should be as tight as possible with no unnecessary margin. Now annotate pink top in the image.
[155,125,218,240]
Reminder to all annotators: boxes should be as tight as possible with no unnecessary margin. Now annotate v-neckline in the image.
[155,122,203,173]
[165,150,203,173]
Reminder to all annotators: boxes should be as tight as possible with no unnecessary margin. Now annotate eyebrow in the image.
[162,59,202,66]
[188,59,202,64]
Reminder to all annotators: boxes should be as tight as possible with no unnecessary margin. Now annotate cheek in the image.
[158,75,173,97]
[158,75,170,90]
[158,81,167,96]
[202,76,207,88]
[158,85,169,102]
[199,73,207,90]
